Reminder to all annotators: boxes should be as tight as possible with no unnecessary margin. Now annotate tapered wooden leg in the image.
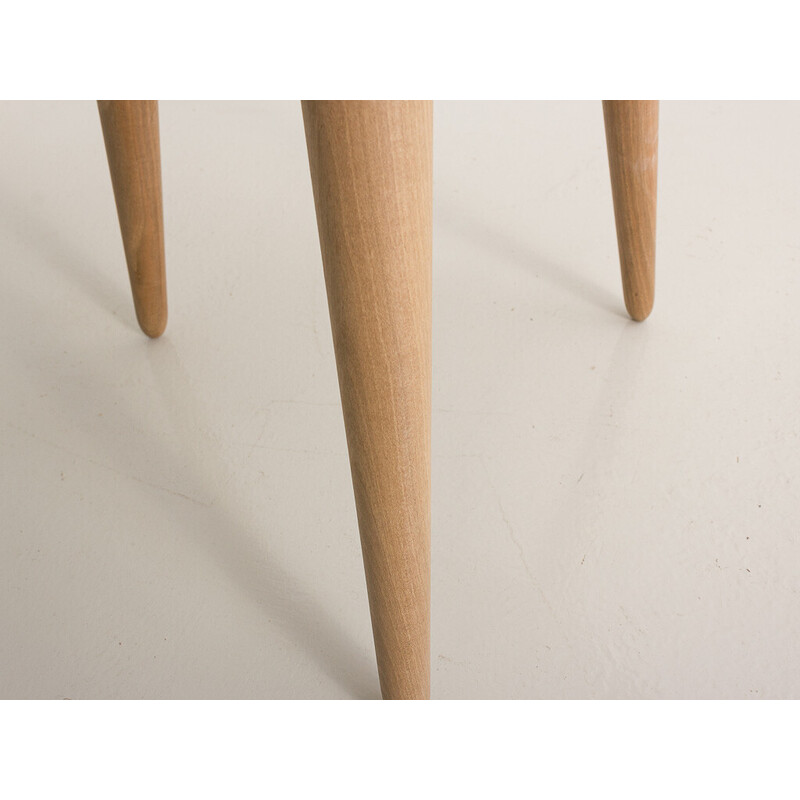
[303,101,432,700]
[98,100,167,338]
[603,100,659,321]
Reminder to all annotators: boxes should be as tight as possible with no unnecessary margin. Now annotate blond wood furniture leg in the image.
[603,100,659,321]
[302,101,432,700]
[98,100,167,338]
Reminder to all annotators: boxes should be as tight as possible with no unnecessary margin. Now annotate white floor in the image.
[1,101,798,699]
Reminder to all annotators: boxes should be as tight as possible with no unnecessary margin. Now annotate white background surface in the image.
[1,101,798,699]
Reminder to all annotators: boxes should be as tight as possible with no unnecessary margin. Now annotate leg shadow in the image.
[436,199,627,319]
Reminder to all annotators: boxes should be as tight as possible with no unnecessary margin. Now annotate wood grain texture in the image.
[603,100,659,321]
[98,100,167,338]
[303,101,432,700]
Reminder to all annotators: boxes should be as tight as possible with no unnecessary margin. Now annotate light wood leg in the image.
[98,100,167,338]
[302,101,432,700]
[603,100,659,321]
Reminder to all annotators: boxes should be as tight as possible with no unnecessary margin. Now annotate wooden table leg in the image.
[603,100,659,322]
[98,100,167,338]
[303,101,432,699]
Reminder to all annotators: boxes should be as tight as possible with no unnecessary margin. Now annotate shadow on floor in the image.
[436,200,628,320]
[6,249,378,698]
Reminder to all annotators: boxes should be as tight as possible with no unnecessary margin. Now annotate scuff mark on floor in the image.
[478,455,559,622]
